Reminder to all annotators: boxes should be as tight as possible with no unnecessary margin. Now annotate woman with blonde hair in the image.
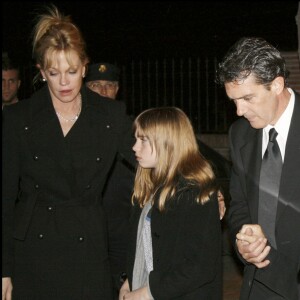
[2,5,135,299]
[120,107,222,300]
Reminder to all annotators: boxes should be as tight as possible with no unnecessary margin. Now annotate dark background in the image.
[3,1,299,65]
[2,1,299,129]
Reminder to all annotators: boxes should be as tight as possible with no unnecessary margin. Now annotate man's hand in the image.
[236,225,271,268]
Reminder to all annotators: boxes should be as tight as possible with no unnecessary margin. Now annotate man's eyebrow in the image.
[229,93,255,101]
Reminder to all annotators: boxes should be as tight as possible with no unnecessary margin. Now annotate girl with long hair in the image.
[120,107,222,300]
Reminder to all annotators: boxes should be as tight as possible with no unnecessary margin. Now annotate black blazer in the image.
[228,91,300,300]
[102,156,135,292]
[2,85,135,299]
[127,178,222,300]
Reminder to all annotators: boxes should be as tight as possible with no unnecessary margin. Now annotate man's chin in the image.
[246,118,264,129]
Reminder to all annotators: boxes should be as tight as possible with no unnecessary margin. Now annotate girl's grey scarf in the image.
[132,200,153,291]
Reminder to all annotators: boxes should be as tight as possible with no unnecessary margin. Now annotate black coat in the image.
[127,178,222,299]
[2,85,135,299]
[102,157,135,293]
[228,92,300,300]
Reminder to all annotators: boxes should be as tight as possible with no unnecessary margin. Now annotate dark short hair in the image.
[216,37,289,88]
[2,52,20,72]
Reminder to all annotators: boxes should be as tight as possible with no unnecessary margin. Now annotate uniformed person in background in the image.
[86,62,120,100]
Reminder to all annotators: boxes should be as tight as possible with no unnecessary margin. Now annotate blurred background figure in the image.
[2,52,21,109]
[86,62,120,99]
[86,62,135,299]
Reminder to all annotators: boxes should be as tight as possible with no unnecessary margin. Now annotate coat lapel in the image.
[276,93,300,221]
[64,88,120,193]
[24,86,73,183]
[240,128,262,222]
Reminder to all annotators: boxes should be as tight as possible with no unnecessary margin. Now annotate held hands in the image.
[236,224,271,269]
[119,280,152,300]
[2,277,13,300]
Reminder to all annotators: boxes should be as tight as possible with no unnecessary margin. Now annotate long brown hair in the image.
[132,107,216,211]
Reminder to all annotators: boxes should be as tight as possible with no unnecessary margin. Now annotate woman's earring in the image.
[42,78,46,82]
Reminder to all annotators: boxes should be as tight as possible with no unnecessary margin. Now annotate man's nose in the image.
[100,86,107,93]
[236,100,246,116]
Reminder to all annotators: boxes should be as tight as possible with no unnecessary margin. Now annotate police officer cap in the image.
[86,63,120,82]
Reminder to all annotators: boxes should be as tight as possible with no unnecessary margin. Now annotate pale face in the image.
[86,80,119,100]
[40,50,86,104]
[132,134,157,169]
[2,69,21,104]
[225,75,284,129]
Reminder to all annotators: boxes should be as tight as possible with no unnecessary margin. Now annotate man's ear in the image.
[271,77,284,95]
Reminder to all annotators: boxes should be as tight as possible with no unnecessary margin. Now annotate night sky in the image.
[3,1,299,66]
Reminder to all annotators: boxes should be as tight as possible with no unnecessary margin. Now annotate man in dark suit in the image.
[85,63,135,299]
[217,37,300,299]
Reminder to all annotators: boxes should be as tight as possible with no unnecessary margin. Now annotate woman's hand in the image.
[217,190,226,220]
[119,279,130,300]
[122,286,152,300]
[2,277,13,300]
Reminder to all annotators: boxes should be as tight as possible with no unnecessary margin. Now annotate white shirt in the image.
[262,88,295,162]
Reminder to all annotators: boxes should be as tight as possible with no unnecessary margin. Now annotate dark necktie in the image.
[258,128,282,249]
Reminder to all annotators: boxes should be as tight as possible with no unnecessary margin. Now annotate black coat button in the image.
[96,157,101,162]
[33,155,39,160]
[38,233,44,239]
[86,185,91,189]
[78,236,84,242]
[47,206,53,212]
[35,184,39,189]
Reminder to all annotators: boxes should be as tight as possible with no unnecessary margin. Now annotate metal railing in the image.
[118,57,237,133]
[20,57,238,134]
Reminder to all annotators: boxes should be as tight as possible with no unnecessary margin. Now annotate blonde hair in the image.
[132,107,216,210]
[32,5,89,83]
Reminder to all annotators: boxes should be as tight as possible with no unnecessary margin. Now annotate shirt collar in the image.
[264,88,295,141]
